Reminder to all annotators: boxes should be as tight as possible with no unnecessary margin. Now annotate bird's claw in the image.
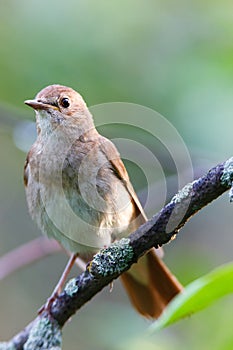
[38,292,58,315]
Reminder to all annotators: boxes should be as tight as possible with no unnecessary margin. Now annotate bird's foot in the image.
[38,291,59,315]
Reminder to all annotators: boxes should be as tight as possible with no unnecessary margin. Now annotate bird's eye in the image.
[60,97,70,108]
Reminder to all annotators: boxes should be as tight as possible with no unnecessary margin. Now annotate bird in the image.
[24,84,183,318]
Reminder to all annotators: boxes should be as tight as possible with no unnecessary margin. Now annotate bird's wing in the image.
[99,136,147,222]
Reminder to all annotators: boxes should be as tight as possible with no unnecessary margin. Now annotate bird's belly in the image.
[26,179,134,255]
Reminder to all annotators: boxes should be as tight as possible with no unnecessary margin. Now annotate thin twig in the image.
[0,237,61,281]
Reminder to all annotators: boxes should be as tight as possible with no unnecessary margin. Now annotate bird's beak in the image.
[24,99,59,111]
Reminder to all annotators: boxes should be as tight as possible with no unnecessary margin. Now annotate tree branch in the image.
[1,157,233,350]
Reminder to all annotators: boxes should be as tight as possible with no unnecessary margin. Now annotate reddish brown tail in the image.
[121,248,183,318]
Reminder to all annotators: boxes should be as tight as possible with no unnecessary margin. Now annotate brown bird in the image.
[24,84,182,318]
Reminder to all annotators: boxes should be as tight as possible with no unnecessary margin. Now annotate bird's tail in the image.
[121,248,183,318]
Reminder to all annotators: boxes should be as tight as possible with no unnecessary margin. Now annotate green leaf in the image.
[150,261,233,332]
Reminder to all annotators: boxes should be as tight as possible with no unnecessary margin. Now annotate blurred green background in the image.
[0,0,233,349]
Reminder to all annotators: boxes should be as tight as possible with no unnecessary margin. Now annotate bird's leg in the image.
[74,255,86,271]
[38,253,78,314]
[59,245,87,271]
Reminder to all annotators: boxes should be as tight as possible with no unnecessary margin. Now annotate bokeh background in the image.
[0,1,233,349]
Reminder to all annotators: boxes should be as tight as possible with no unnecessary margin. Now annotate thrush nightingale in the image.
[24,84,182,318]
